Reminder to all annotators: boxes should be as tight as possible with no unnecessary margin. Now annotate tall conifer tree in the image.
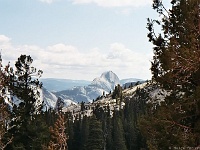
[86,116,104,150]
[5,55,43,149]
[47,113,68,150]
[139,0,200,149]
[113,112,127,150]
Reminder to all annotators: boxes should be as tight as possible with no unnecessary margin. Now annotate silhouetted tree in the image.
[5,55,43,149]
[139,0,200,149]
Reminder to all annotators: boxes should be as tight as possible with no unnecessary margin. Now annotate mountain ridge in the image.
[42,71,145,109]
[41,72,144,92]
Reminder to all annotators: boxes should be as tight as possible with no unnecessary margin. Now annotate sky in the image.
[0,0,161,81]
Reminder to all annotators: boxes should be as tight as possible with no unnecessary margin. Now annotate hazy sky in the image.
[0,0,161,80]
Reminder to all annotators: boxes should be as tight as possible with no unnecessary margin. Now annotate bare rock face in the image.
[90,71,120,92]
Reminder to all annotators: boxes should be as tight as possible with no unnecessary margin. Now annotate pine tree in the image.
[113,111,127,150]
[148,0,200,90]
[80,101,85,112]
[93,104,104,120]
[47,113,68,150]
[140,0,200,148]
[66,116,74,150]
[105,117,113,150]
[86,116,104,150]
[80,115,89,150]
[56,97,65,112]
[29,113,50,149]
[4,55,44,149]
[72,116,81,150]
[112,84,123,105]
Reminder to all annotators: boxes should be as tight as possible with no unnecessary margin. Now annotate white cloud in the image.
[0,35,14,59]
[0,35,152,80]
[0,35,11,43]
[71,0,151,7]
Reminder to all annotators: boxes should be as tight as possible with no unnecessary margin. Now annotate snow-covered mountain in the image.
[5,71,164,114]
[54,86,105,103]
[41,71,144,109]
[3,71,146,110]
[41,88,77,110]
[53,71,120,103]
[41,88,57,110]
[89,71,120,92]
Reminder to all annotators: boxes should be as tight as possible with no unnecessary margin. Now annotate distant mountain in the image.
[4,71,147,110]
[54,71,120,103]
[54,86,105,103]
[41,71,146,109]
[40,78,90,92]
[41,88,77,110]
[90,71,120,92]
[41,88,57,110]
[41,75,144,92]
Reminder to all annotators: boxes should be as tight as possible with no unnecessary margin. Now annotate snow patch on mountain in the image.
[41,88,57,109]
[55,86,107,103]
